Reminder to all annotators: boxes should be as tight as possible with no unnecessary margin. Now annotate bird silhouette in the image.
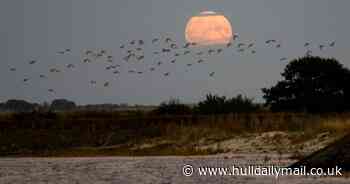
[196,51,203,56]
[29,60,37,65]
[48,89,55,93]
[49,68,60,73]
[39,74,46,78]
[276,44,281,48]
[226,42,232,48]
[157,61,163,66]
[165,38,173,43]
[306,50,313,56]
[251,50,256,54]
[85,50,93,55]
[162,48,171,53]
[183,43,191,48]
[123,54,135,62]
[265,40,276,44]
[170,43,178,49]
[130,40,136,45]
[120,45,125,49]
[237,43,245,48]
[137,55,144,61]
[104,82,110,87]
[217,48,223,54]
[65,49,71,52]
[138,40,144,45]
[164,72,170,76]
[237,48,245,52]
[186,63,192,67]
[209,72,215,77]
[152,38,159,44]
[184,50,191,55]
[83,58,91,63]
[96,53,103,57]
[100,50,107,55]
[67,64,75,69]
[174,53,180,57]
[280,57,287,61]
[23,78,29,82]
[10,68,16,72]
[319,45,325,50]
[90,80,97,85]
[197,59,204,63]
[247,43,254,48]
[208,49,215,55]
[329,41,336,47]
[170,59,176,63]
[304,42,310,47]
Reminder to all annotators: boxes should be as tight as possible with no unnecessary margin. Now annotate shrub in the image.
[50,99,76,112]
[153,99,192,115]
[195,94,259,114]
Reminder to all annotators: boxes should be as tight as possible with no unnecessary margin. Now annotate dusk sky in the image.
[1,0,349,105]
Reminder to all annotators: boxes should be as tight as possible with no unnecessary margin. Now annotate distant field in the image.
[0,111,349,157]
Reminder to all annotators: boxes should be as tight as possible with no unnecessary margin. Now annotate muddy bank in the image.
[290,133,350,171]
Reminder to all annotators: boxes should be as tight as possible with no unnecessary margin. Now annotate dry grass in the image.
[1,112,350,156]
[319,118,350,133]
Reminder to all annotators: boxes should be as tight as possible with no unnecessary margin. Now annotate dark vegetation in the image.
[50,99,76,111]
[262,56,350,113]
[194,94,260,114]
[153,99,192,115]
[152,94,259,115]
[290,133,350,171]
[1,111,349,156]
[0,99,39,112]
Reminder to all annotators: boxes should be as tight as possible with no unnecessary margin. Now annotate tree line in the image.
[0,99,76,112]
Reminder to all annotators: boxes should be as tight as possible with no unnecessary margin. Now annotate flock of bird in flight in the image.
[8,33,336,95]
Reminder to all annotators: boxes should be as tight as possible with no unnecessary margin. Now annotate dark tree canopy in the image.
[153,99,192,115]
[50,99,76,111]
[262,56,350,112]
[0,99,38,112]
[195,94,259,114]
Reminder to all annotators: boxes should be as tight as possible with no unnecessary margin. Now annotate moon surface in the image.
[185,11,233,46]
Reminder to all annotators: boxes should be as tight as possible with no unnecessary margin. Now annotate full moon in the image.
[185,11,233,46]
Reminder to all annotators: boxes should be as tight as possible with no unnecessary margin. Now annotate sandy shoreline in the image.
[1,131,348,183]
[1,154,349,184]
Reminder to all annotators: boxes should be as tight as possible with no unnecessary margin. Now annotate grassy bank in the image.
[1,112,350,157]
